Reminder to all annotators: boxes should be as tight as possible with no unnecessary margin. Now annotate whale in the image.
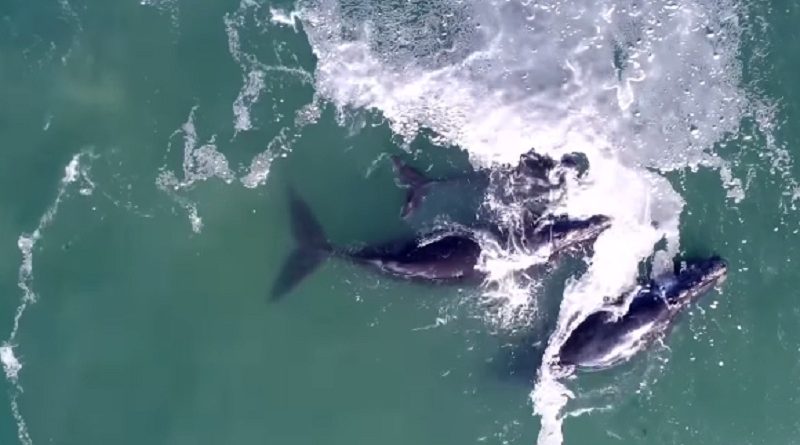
[390,155,487,222]
[390,150,588,224]
[557,256,728,371]
[269,188,611,300]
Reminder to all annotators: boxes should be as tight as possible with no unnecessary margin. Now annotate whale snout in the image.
[565,214,612,242]
[675,255,728,302]
[704,255,728,273]
[698,256,728,288]
[540,214,613,256]
[704,256,727,280]
[644,255,727,308]
[586,215,612,233]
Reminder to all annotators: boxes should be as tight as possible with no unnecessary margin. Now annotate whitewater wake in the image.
[290,0,783,443]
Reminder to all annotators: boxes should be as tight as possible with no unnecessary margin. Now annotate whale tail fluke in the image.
[390,155,432,219]
[270,188,332,301]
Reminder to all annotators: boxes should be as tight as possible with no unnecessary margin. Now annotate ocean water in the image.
[2,0,800,444]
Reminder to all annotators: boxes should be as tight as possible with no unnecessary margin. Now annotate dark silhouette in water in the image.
[268,188,333,299]
[390,149,589,223]
[390,155,488,224]
[496,256,727,383]
[558,256,728,371]
[270,188,611,300]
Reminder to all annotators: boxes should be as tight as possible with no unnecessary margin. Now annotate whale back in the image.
[348,233,483,282]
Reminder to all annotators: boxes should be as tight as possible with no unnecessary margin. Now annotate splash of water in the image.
[295,0,776,442]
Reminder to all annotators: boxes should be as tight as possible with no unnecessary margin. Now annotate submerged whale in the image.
[557,256,728,370]
[390,155,488,223]
[391,150,588,224]
[270,188,611,300]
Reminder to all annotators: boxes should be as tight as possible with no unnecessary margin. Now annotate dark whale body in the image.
[270,188,611,300]
[558,256,728,370]
[390,150,588,224]
[345,231,484,283]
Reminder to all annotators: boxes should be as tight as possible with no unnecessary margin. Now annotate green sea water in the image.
[2,1,800,445]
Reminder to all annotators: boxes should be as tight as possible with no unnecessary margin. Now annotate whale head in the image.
[660,255,728,306]
[527,214,612,256]
[557,256,727,371]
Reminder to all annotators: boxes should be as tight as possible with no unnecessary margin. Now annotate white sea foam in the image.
[157,107,235,232]
[223,1,316,188]
[225,1,314,135]
[270,7,302,30]
[240,127,293,188]
[232,69,266,133]
[2,152,95,445]
[0,345,22,381]
[296,0,777,442]
[224,2,266,135]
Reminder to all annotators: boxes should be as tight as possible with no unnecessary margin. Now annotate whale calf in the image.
[270,188,611,300]
[557,256,728,370]
[390,155,488,225]
[390,150,588,224]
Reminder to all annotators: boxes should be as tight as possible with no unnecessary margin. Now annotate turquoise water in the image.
[2,1,800,444]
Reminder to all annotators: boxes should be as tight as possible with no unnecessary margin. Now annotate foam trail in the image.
[241,127,290,189]
[224,2,265,135]
[240,107,321,188]
[2,153,95,445]
[157,106,234,232]
[232,69,266,133]
[223,1,316,188]
[297,0,772,442]
[224,1,314,136]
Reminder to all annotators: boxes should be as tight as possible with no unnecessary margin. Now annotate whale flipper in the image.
[390,156,432,219]
[391,155,429,188]
[270,188,331,300]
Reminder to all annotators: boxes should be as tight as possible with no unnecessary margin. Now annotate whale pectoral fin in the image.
[390,156,433,220]
[400,188,426,219]
[390,155,429,188]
